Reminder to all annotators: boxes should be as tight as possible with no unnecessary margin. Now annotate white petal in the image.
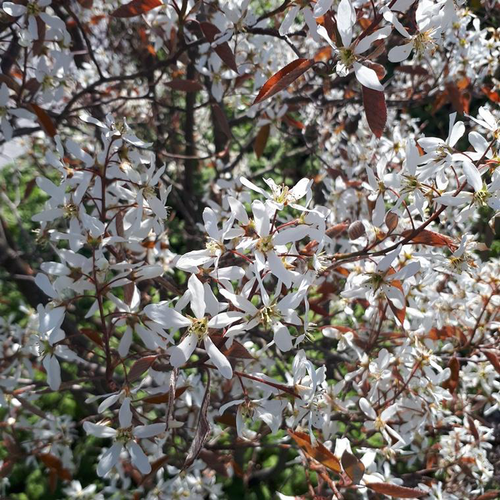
[3,3,27,16]
[119,397,133,428]
[252,200,270,237]
[268,251,292,288]
[188,274,206,319]
[314,0,334,17]
[359,397,377,419]
[273,225,310,245]
[389,261,420,281]
[176,249,213,270]
[43,355,61,391]
[388,43,413,63]
[83,422,117,438]
[133,423,165,438]
[169,334,198,368]
[35,273,58,299]
[462,159,482,192]
[204,336,233,379]
[97,443,122,477]
[208,312,244,328]
[372,195,386,227]
[377,245,401,272]
[448,120,465,148]
[144,303,191,329]
[337,0,355,47]
[240,177,269,198]
[127,442,151,474]
[353,62,384,91]
[273,323,294,352]
[203,207,220,240]
[279,5,300,35]
[355,26,391,54]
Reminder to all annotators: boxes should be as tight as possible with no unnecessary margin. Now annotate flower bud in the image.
[348,221,366,240]
[385,212,399,232]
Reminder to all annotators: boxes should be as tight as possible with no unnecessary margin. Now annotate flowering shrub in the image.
[0,0,499,498]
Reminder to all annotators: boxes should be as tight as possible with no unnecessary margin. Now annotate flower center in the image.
[189,317,208,339]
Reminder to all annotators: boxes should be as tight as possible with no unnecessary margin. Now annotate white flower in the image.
[83,398,165,476]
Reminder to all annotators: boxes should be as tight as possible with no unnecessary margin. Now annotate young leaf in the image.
[165,79,204,92]
[183,372,211,469]
[254,124,270,159]
[362,85,386,138]
[111,0,162,18]
[401,229,457,252]
[484,350,500,375]
[128,355,157,382]
[29,104,56,138]
[200,22,238,73]
[365,482,427,498]
[253,59,314,105]
[341,450,365,484]
[288,430,342,473]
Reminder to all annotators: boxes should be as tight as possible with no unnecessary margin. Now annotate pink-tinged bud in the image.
[385,212,399,232]
[348,221,366,240]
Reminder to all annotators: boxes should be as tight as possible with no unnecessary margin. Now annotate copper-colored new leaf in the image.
[29,104,56,138]
[200,22,238,73]
[365,482,427,498]
[362,85,387,138]
[475,491,500,500]
[253,59,314,105]
[111,0,162,18]
[443,356,460,394]
[183,372,211,470]
[386,268,406,325]
[211,103,232,139]
[254,124,270,159]
[402,229,457,251]
[128,355,157,382]
[76,0,93,8]
[484,350,500,375]
[80,328,104,347]
[341,450,365,484]
[288,430,342,473]
[215,412,237,427]
[142,386,187,404]
[165,79,203,92]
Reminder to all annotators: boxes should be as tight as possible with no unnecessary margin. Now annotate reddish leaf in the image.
[211,103,232,139]
[446,81,470,115]
[165,79,203,92]
[128,355,157,382]
[341,450,365,484]
[111,0,162,18]
[29,104,56,138]
[362,85,386,138]
[215,412,237,427]
[443,356,460,394]
[183,372,211,470]
[254,124,270,159]
[481,86,500,104]
[484,350,500,375]
[253,59,314,105]
[401,229,457,251]
[365,482,427,498]
[288,430,342,473]
[200,22,238,73]
[76,0,93,8]
[80,328,104,347]
[142,386,187,404]
[468,415,480,442]
[475,492,500,500]
[386,268,406,325]
[394,65,429,76]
